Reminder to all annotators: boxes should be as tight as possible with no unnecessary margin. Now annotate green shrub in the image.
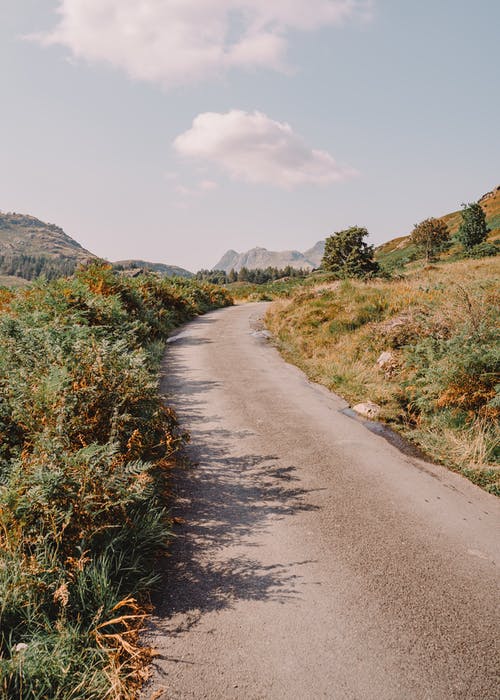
[0,263,232,698]
[465,241,499,258]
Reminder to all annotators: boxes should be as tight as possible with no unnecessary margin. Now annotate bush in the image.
[465,241,499,258]
[0,263,232,698]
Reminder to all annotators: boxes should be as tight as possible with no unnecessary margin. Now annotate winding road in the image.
[142,302,499,700]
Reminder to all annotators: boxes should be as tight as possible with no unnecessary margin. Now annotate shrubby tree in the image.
[410,217,450,262]
[321,226,379,278]
[456,202,489,250]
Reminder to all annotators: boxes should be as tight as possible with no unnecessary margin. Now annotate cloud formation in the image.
[34,0,371,87]
[173,110,356,188]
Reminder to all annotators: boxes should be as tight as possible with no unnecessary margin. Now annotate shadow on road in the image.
[151,341,321,636]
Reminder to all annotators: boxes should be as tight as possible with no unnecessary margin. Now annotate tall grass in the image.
[266,258,499,494]
[0,263,232,698]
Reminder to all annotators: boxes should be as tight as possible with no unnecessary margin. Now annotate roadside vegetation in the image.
[227,274,317,301]
[0,264,232,699]
[266,195,500,494]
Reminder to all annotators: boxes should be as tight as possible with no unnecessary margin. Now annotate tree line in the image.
[196,265,310,285]
[0,254,78,280]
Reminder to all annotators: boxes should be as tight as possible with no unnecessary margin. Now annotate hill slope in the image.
[213,241,325,272]
[0,212,95,280]
[0,211,193,282]
[217,186,499,275]
[376,186,500,269]
[113,260,193,278]
[0,213,93,259]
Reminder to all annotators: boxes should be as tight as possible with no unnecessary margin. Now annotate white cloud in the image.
[32,0,372,87]
[173,110,357,188]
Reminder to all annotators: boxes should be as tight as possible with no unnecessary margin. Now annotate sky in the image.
[1,1,499,271]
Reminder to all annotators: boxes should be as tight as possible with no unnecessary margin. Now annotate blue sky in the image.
[1,1,498,271]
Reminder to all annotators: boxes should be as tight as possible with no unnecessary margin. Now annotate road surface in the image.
[142,302,499,700]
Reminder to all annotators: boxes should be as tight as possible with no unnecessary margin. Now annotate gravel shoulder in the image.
[142,302,500,700]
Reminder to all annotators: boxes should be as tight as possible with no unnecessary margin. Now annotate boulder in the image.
[352,401,381,419]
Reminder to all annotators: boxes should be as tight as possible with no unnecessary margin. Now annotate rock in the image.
[15,643,28,652]
[376,351,394,369]
[251,329,272,340]
[352,402,381,419]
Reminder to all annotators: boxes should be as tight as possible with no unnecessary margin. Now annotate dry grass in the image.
[266,257,500,493]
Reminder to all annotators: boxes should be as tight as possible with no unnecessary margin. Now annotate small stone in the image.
[15,643,28,652]
[352,402,381,419]
[376,351,394,369]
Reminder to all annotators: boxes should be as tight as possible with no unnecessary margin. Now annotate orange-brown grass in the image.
[266,256,499,493]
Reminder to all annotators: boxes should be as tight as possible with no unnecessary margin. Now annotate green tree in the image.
[238,266,250,282]
[321,226,379,278]
[456,202,490,250]
[410,217,450,262]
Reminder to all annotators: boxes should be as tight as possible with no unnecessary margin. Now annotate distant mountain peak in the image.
[213,241,325,272]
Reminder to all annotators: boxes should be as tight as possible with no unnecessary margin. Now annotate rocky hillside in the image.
[0,212,192,282]
[0,212,95,280]
[213,241,325,272]
[0,213,92,259]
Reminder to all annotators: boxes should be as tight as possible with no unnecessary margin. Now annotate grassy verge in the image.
[266,257,499,494]
[226,271,334,302]
[0,264,232,698]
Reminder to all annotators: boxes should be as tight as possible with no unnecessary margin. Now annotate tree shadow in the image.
[149,331,322,639]
[151,446,321,628]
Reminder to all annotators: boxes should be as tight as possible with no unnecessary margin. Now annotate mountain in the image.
[215,186,500,275]
[0,212,95,280]
[303,240,325,264]
[0,211,193,283]
[213,241,325,272]
[0,212,93,259]
[114,260,193,278]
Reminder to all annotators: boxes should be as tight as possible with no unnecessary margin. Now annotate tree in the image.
[238,266,249,282]
[321,226,379,278]
[410,217,450,262]
[456,202,489,250]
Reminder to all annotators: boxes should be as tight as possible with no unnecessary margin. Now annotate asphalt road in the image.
[142,302,500,700]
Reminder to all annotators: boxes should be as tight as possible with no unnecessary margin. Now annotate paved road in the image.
[142,303,500,700]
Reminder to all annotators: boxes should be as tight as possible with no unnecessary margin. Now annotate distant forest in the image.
[0,254,78,280]
[196,265,310,285]
[0,256,312,285]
